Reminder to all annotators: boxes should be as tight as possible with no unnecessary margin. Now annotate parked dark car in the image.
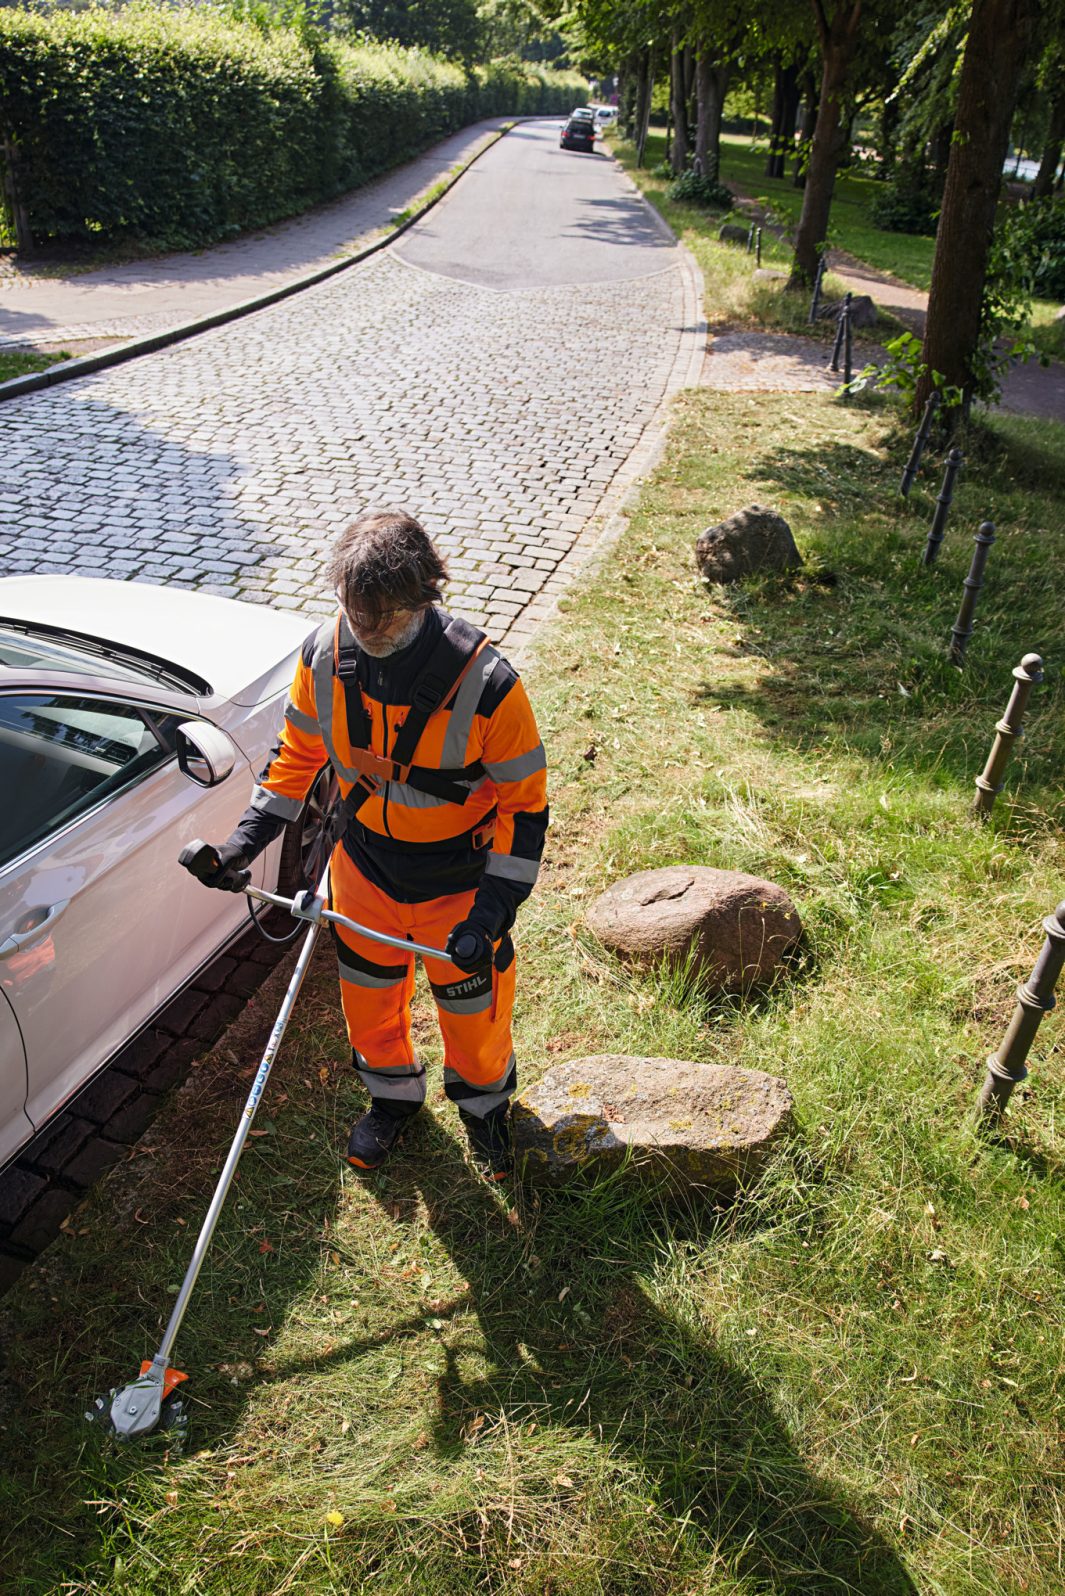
[560,114,597,153]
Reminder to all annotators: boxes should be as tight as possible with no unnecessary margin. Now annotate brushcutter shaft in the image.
[243,885,449,962]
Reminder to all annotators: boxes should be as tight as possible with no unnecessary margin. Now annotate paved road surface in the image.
[0,121,702,650]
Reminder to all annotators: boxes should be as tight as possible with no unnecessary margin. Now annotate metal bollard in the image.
[949,522,996,666]
[746,224,755,254]
[843,300,853,391]
[830,292,852,373]
[976,901,1065,1120]
[755,226,763,266]
[900,392,940,497]
[808,254,827,323]
[974,653,1044,816]
[921,447,964,565]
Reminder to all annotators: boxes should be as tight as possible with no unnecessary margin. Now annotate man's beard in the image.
[354,609,426,658]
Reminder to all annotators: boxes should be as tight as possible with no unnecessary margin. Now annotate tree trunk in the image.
[1032,87,1065,198]
[670,35,689,175]
[794,70,819,187]
[789,3,862,287]
[636,49,655,167]
[766,56,785,177]
[1,136,33,254]
[766,60,800,178]
[695,53,712,176]
[619,50,640,141]
[917,0,1040,412]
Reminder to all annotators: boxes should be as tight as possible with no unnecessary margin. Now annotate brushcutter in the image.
[87,838,474,1443]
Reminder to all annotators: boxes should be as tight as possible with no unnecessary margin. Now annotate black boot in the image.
[347,1101,418,1170]
[459,1104,512,1182]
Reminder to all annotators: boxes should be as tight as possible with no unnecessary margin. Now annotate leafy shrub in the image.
[1020,194,1065,300]
[869,170,938,235]
[665,169,732,209]
[0,7,584,250]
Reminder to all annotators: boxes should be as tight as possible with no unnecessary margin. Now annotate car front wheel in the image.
[276,765,340,896]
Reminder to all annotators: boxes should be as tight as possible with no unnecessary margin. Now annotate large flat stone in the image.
[513,1054,793,1194]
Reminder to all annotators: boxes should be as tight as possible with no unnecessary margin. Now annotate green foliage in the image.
[664,168,732,210]
[1019,193,1065,299]
[336,0,483,63]
[868,167,939,235]
[0,6,584,250]
[850,329,963,410]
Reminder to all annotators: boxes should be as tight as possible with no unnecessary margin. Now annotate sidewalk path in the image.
[0,119,516,353]
[0,124,704,651]
[724,191,1063,422]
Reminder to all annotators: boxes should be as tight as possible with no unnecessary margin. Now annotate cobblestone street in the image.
[0,132,703,649]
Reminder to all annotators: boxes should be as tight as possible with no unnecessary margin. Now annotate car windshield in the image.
[0,622,205,694]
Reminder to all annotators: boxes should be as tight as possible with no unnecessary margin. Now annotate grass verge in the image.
[614,133,898,344]
[0,348,71,383]
[1,397,1064,1594]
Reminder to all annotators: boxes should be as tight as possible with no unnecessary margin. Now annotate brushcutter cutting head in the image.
[85,1357,188,1442]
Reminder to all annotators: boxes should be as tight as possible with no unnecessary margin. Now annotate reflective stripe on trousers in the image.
[330,844,517,1117]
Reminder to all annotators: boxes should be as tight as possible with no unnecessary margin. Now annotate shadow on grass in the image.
[297,1119,919,1594]
[690,426,1064,808]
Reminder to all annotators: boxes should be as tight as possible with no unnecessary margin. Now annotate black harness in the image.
[333,614,493,832]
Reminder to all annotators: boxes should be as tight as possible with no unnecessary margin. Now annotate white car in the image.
[0,577,332,1171]
[593,106,617,129]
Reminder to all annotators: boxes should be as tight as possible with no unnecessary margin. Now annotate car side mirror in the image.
[176,722,238,787]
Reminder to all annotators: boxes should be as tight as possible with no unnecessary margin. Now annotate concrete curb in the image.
[0,117,545,406]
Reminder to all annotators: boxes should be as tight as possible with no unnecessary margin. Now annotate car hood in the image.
[0,576,315,705]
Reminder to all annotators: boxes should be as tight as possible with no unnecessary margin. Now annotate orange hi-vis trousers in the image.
[329,844,516,1119]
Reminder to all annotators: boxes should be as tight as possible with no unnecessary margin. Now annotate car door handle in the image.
[0,900,71,958]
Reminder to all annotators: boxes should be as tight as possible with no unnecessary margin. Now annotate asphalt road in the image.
[396,120,678,289]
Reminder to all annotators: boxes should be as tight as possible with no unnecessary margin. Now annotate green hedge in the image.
[0,8,585,249]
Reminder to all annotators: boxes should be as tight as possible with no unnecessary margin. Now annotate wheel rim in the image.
[299,768,340,890]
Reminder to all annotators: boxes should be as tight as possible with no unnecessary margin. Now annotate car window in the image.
[0,694,177,868]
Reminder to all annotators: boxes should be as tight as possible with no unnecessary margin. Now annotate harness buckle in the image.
[410,674,449,715]
[470,820,497,851]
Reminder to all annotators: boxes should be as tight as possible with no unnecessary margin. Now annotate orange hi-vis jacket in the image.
[230,608,549,927]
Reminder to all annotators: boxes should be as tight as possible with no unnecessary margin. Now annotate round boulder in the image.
[718,222,751,244]
[513,1054,793,1193]
[696,503,803,585]
[586,866,801,992]
[816,292,877,328]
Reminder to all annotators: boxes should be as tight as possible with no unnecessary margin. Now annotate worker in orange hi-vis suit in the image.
[185,510,549,1181]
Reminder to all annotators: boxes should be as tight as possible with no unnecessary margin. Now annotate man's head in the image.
[327,510,448,657]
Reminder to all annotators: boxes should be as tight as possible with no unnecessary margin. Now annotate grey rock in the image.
[513,1054,794,1193]
[718,223,752,244]
[586,865,802,991]
[695,503,803,584]
[817,292,877,328]
[752,267,788,282]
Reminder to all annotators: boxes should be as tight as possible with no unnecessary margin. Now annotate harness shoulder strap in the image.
[389,616,487,771]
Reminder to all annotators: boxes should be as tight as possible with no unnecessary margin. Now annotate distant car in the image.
[560,114,598,154]
[593,106,617,128]
[0,577,335,1171]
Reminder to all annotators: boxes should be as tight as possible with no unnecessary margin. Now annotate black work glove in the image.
[180,839,250,893]
[445,918,495,973]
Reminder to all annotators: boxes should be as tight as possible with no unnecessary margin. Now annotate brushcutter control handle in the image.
[452,932,481,963]
[179,839,222,881]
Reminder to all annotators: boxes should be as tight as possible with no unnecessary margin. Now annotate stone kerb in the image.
[513,1054,794,1193]
[586,866,802,993]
